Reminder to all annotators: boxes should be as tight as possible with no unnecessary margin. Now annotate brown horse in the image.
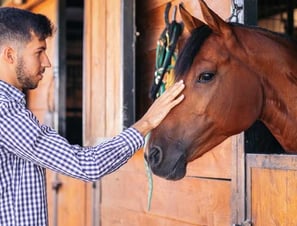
[146,0,297,180]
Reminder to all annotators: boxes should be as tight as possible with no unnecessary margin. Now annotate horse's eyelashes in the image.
[197,72,215,83]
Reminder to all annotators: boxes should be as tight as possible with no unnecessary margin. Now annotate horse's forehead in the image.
[204,34,230,53]
[190,37,231,67]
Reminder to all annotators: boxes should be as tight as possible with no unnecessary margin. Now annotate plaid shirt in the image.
[0,80,144,226]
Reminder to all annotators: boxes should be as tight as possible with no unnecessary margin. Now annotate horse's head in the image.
[146,0,265,180]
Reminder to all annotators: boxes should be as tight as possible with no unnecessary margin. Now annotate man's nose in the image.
[42,53,51,68]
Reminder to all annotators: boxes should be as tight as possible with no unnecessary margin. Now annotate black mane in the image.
[174,25,212,78]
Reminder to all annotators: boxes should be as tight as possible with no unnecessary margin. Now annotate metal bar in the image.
[122,0,136,128]
[244,0,258,25]
[58,0,67,138]
[231,132,246,225]
[286,0,294,36]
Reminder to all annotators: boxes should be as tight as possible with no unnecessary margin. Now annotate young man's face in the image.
[15,33,51,90]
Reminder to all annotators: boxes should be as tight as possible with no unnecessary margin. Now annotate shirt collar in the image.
[0,80,26,104]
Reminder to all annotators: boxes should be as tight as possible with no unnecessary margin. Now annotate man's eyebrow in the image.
[37,46,46,51]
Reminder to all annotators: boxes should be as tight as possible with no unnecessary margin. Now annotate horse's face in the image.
[146,0,263,180]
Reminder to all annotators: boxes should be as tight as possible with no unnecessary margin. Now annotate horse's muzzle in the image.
[145,145,187,180]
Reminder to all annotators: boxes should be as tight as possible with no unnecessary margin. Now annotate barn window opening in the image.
[64,0,84,145]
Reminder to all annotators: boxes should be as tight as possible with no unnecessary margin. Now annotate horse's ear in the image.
[198,0,231,36]
[179,3,205,33]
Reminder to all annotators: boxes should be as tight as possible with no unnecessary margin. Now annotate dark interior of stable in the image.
[62,0,84,145]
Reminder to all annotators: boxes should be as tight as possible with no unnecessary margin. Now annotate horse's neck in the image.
[236,27,297,152]
[256,42,297,152]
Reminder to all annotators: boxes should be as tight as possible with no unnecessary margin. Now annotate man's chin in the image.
[23,83,39,90]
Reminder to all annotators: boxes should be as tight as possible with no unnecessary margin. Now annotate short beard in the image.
[16,57,37,90]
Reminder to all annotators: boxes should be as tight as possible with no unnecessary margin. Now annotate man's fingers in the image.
[170,93,185,107]
[160,80,185,102]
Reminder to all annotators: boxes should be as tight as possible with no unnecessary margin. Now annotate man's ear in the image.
[2,46,16,64]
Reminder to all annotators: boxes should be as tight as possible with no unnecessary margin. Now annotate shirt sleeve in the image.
[0,102,145,181]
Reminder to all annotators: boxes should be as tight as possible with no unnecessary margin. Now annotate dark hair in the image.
[174,25,212,79]
[0,7,54,46]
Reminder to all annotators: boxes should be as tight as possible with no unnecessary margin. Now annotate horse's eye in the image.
[197,72,215,83]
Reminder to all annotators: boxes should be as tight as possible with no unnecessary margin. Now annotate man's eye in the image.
[36,50,44,56]
[197,72,215,83]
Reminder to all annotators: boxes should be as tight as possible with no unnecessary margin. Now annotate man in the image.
[0,7,185,226]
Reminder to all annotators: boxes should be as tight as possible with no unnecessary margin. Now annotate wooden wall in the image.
[245,154,297,226]
[83,0,122,146]
[83,0,123,225]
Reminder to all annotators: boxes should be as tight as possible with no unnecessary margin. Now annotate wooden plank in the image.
[83,0,122,140]
[246,154,297,226]
[46,171,56,226]
[102,206,201,226]
[83,0,108,145]
[83,1,123,226]
[55,175,88,226]
[85,182,94,226]
[231,133,246,225]
[286,173,297,226]
[101,166,231,225]
[147,177,231,226]
[186,138,232,179]
[105,0,121,136]
[247,154,297,170]
[250,168,297,226]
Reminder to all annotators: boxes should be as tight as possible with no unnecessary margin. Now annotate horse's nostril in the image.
[148,145,163,167]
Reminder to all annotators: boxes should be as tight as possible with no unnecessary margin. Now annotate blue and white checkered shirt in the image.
[0,80,144,226]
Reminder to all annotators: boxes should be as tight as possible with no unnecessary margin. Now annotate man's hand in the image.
[133,80,185,136]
